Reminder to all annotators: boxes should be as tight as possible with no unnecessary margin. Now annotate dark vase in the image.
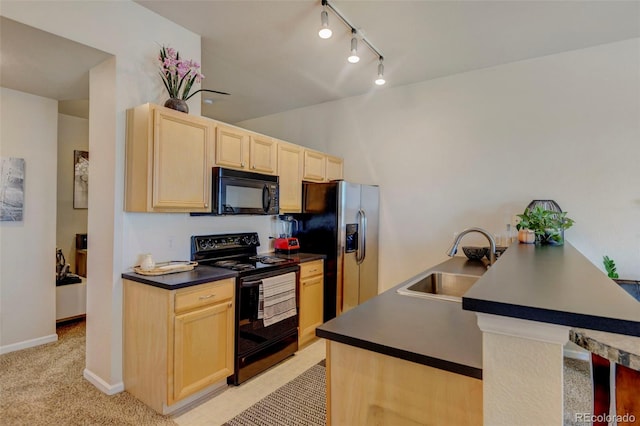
[164,98,189,113]
[527,200,564,245]
[534,231,564,246]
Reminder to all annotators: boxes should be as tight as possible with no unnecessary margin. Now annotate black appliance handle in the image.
[262,185,271,213]
[240,279,262,288]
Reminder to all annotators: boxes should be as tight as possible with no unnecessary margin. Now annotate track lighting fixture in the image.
[347,29,360,64]
[317,0,387,86]
[375,57,385,86]
[318,5,332,39]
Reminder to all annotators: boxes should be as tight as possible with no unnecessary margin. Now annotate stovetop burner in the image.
[249,255,288,264]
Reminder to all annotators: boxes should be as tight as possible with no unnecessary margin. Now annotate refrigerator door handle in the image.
[356,209,367,264]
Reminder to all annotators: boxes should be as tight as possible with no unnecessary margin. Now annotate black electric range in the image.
[190,232,300,385]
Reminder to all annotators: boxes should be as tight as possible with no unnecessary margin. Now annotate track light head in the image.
[375,58,385,85]
[316,1,386,86]
[318,9,332,39]
[347,32,360,64]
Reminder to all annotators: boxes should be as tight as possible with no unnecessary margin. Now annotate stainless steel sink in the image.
[396,271,481,302]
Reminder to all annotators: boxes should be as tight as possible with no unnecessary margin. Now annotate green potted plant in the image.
[516,205,575,245]
[603,256,619,279]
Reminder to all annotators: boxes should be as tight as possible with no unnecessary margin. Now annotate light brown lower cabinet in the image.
[326,341,483,425]
[298,260,324,347]
[124,278,235,414]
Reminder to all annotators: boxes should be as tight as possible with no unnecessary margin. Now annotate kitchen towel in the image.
[260,272,297,327]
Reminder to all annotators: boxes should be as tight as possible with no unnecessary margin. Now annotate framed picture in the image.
[73,150,89,209]
[0,157,25,221]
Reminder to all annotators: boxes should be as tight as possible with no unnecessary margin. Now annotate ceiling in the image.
[0,17,111,102]
[1,1,639,124]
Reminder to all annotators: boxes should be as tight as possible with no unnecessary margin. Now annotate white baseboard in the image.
[83,368,124,395]
[0,333,58,355]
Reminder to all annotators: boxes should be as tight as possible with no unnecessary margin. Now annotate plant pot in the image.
[518,229,535,244]
[164,98,189,113]
[534,230,564,246]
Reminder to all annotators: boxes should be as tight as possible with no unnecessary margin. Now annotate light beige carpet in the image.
[0,319,177,426]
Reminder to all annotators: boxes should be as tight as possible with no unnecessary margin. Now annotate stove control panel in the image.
[192,233,260,253]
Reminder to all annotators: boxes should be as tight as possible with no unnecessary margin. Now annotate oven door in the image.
[236,266,299,355]
[232,266,299,384]
[215,168,279,215]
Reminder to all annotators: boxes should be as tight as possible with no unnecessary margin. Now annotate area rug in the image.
[0,319,177,426]
[223,362,326,426]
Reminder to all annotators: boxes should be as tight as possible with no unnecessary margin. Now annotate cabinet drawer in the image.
[300,260,323,279]
[175,279,234,313]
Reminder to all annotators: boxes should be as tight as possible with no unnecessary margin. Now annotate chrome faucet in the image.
[447,227,497,266]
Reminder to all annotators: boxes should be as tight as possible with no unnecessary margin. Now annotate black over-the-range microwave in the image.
[191,167,279,216]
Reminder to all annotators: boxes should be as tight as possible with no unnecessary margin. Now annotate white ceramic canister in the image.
[140,253,155,271]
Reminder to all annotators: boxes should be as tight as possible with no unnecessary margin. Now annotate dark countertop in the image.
[121,253,322,290]
[462,243,640,337]
[267,252,326,263]
[121,265,237,290]
[316,256,487,379]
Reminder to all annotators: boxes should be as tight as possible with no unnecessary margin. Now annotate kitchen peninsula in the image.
[317,242,640,425]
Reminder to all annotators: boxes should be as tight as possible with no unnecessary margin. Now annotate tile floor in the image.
[174,339,326,426]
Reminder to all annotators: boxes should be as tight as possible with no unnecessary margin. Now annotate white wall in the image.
[0,0,217,392]
[239,38,640,291]
[0,88,58,352]
[57,114,88,273]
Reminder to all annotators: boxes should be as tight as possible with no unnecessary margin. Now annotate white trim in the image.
[0,333,58,354]
[476,313,570,344]
[563,341,591,361]
[83,368,124,395]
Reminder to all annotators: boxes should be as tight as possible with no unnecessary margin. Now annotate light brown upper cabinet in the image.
[326,155,344,181]
[215,127,277,176]
[277,141,303,213]
[303,149,326,182]
[303,149,344,182]
[125,103,215,213]
[215,124,249,170]
[249,134,277,175]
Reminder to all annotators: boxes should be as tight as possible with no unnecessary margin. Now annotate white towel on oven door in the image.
[260,272,297,327]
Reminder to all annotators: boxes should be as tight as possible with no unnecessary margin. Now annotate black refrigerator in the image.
[292,181,379,322]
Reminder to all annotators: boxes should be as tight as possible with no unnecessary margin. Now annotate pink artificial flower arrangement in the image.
[159,45,204,100]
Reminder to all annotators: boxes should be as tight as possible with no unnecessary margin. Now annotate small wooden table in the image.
[75,249,87,277]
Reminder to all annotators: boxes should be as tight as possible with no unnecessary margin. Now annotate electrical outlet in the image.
[168,236,175,249]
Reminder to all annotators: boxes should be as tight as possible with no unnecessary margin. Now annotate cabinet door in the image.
[249,135,277,175]
[277,142,303,213]
[173,300,234,402]
[326,155,344,181]
[216,125,248,170]
[153,108,214,211]
[299,273,324,347]
[303,150,326,182]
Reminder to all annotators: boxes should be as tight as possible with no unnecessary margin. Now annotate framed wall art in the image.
[73,150,89,209]
[0,157,25,221]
